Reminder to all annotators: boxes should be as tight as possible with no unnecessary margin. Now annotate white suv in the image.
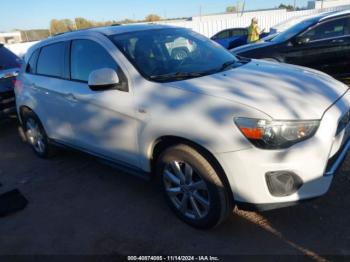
[15,24,350,228]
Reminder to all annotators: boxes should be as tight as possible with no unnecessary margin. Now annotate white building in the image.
[0,31,22,44]
[308,0,350,9]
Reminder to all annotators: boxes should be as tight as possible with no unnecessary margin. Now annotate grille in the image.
[336,110,350,136]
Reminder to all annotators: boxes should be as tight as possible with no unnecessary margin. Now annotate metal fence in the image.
[158,5,350,37]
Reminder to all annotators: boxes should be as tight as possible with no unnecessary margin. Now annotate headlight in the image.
[234,118,320,149]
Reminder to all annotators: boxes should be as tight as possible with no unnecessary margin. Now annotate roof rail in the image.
[52,28,90,37]
[52,23,123,37]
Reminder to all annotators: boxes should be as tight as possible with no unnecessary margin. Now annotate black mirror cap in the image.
[294,36,310,45]
[88,83,118,92]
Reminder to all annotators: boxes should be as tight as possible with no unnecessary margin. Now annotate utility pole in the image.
[199,5,202,20]
[294,0,296,10]
[321,0,324,9]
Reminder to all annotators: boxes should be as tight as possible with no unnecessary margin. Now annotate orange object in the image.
[240,127,263,139]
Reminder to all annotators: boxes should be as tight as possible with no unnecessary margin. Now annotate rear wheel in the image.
[156,144,232,228]
[22,111,56,158]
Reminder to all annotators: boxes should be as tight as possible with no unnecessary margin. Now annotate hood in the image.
[231,41,275,54]
[169,60,349,120]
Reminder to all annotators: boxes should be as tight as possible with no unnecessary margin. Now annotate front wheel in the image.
[156,144,232,229]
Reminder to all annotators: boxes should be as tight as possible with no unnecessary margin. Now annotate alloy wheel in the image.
[26,118,46,154]
[163,160,210,220]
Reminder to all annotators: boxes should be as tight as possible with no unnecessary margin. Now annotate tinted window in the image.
[26,49,40,74]
[303,17,349,41]
[215,30,230,39]
[271,19,316,42]
[71,40,114,81]
[0,46,20,70]
[232,29,246,36]
[37,42,64,77]
[112,28,239,82]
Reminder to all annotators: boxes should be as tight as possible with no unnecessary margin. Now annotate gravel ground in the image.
[0,117,349,259]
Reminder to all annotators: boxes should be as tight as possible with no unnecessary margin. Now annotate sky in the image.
[0,0,310,31]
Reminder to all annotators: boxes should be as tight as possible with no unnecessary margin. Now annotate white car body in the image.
[15,24,350,213]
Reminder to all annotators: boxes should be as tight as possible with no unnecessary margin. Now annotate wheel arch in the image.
[149,135,234,201]
[18,105,34,124]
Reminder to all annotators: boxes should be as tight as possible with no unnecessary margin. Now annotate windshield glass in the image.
[271,20,316,43]
[0,46,20,70]
[111,28,240,82]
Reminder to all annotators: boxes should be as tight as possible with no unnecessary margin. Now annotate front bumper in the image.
[216,90,350,210]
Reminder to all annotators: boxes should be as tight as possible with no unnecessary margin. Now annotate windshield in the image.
[111,28,241,82]
[0,46,20,70]
[271,20,316,43]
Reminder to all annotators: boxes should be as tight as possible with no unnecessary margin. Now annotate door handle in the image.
[65,93,78,102]
[332,39,344,43]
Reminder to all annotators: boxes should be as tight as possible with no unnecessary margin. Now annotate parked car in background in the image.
[16,24,350,228]
[211,27,269,49]
[0,44,21,118]
[231,10,350,82]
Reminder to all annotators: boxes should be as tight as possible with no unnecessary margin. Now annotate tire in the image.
[22,110,56,158]
[156,144,232,229]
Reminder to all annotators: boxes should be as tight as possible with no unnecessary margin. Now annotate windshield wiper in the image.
[217,60,237,72]
[149,72,205,81]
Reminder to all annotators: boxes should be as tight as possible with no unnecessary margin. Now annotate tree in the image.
[75,17,94,29]
[278,4,295,11]
[50,19,75,34]
[225,6,237,13]
[145,14,161,22]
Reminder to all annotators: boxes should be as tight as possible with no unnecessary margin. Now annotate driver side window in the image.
[215,30,230,39]
[70,39,128,91]
[303,17,349,42]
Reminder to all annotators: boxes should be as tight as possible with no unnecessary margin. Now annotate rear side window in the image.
[0,46,19,70]
[37,42,64,77]
[231,29,246,36]
[215,30,230,39]
[26,49,40,74]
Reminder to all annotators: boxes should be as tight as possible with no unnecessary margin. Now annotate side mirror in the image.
[88,68,119,91]
[295,36,310,46]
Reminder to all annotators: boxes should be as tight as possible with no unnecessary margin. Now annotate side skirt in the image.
[50,140,151,181]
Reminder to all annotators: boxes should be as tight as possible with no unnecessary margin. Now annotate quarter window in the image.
[37,42,65,77]
[26,49,40,74]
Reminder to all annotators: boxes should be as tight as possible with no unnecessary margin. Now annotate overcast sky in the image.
[1,0,310,31]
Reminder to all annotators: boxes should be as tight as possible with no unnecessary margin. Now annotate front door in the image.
[67,38,139,167]
[283,16,350,77]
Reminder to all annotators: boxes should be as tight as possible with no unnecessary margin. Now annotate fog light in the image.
[266,171,303,197]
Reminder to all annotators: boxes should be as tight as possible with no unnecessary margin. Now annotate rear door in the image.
[30,42,75,142]
[284,16,350,76]
[212,30,231,48]
[229,29,248,48]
